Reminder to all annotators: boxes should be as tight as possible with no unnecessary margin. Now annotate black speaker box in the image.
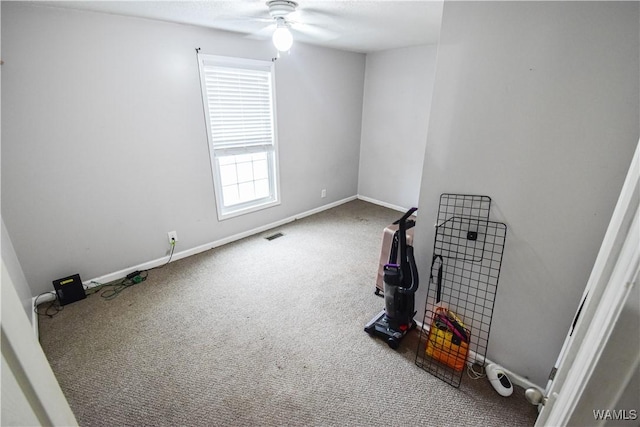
[53,273,86,306]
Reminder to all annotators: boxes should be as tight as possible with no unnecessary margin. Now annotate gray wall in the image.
[413,1,639,387]
[358,45,437,210]
[1,3,365,296]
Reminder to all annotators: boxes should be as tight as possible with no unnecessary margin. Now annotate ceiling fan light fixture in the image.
[272,21,293,52]
[267,0,298,19]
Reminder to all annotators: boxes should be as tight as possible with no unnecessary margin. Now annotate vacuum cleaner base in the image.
[364,310,416,349]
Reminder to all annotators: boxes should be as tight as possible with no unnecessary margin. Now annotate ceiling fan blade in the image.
[290,21,337,41]
[245,23,276,40]
[214,10,273,38]
[289,6,340,22]
[217,14,272,25]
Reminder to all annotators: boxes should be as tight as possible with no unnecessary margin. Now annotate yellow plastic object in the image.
[426,309,470,371]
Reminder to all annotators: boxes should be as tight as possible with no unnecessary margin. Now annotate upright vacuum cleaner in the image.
[364,207,419,349]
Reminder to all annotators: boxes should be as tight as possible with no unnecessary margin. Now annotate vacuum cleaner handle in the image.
[393,207,418,225]
[397,207,417,284]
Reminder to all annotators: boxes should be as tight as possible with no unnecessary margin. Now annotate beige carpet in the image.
[38,200,538,426]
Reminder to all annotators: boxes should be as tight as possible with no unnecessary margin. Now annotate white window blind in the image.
[203,66,274,149]
[198,54,280,220]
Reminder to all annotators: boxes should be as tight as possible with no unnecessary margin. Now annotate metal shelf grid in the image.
[415,194,507,387]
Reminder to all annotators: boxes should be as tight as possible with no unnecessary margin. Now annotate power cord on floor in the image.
[467,362,487,380]
[34,292,64,318]
[36,239,177,310]
[149,237,176,272]
[90,237,176,300]
[91,270,150,300]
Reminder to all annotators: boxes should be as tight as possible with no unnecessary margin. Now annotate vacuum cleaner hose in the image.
[399,245,419,295]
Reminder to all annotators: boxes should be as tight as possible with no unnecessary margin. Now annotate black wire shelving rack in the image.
[415,194,507,387]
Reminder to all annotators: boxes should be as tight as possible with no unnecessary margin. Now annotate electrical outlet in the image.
[321,189,326,198]
[167,231,178,244]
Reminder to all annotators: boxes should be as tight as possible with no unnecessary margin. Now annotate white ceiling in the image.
[31,0,443,53]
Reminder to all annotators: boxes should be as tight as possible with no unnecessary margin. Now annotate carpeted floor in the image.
[38,200,539,426]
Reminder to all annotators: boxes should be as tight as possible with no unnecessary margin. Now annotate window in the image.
[197,54,280,220]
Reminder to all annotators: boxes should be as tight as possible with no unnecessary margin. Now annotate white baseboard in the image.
[356,195,411,213]
[37,195,542,396]
[31,292,56,339]
[31,196,357,338]
[83,195,358,288]
[414,318,543,393]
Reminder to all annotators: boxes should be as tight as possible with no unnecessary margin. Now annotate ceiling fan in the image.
[267,0,297,52]
[238,0,335,53]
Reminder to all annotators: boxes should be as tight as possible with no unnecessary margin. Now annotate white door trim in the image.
[535,139,639,425]
[1,261,78,426]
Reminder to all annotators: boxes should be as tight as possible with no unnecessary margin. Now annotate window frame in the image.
[197,54,281,221]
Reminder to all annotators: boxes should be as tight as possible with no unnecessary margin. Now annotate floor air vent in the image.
[265,232,284,241]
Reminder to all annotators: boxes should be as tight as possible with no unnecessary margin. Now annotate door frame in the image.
[1,261,78,426]
[535,139,639,425]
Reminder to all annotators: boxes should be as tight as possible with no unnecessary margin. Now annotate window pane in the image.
[218,156,236,166]
[253,159,268,180]
[235,153,253,163]
[238,181,255,202]
[222,185,240,207]
[219,163,238,186]
[236,160,254,183]
[255,178,270,199]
